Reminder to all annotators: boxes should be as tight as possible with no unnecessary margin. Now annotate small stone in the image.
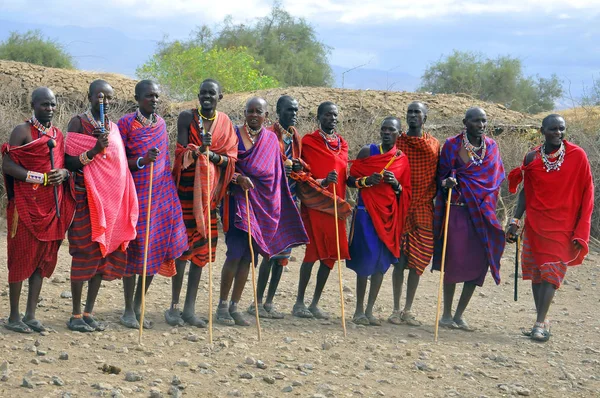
[198,362,210,369]
[93,382,113,390]
[263,376,276,384]
[36,350,47,356]
[186,333,200,342]
[376,391,385,396]
[322,341,333,350]
[245,357,257,365]
[31,359,40,365]
[59,352,69,360]
[283,337,293,344]
[282,385,293,393]
[407,333,420,338]
[219,340,229,348]
[52,376,65,386]
[256,360,267,369]
[175,359,189,367]
[21,377,34,389]
[292,380,303,387]
[171,375,182,386]
[41,358,55,364]
[168,386,182,397]
[136,358,147,365]
[415,361,431,372]
[240,372,254,379]
[227,390,242,397]
[125,371,143,382]
[515,386,531,396]
[60,291,72,299]
[149,387,163,398]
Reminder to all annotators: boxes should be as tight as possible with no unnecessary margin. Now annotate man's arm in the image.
[506,150,535,242]
[64,116,107,171]
[347,145,371,188]
[2,124,32,181]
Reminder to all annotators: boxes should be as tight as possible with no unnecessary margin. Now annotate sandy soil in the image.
[0,229,599,398]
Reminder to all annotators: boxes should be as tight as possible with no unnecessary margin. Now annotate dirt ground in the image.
[0,227,599,398]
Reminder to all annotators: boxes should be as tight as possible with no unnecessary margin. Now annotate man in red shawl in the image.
[2,87,75,333]
[117,80,188,329]
[216,97,308,326]
[250,95,305,320]
[165,79,238,327]
[507,114,594,342]
[293,101,350,320]
[65,79,139,332]
[390,102,440,327]
[346,117,411,326]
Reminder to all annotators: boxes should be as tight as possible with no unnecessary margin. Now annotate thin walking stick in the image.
[333,184,347,337]
[139,162,154,344]
[206,149,213,344]
[245,189,262,341]
[514,235,520,302]
[434,181,453,343]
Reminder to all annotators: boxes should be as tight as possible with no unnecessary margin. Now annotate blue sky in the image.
[1,0,599,107]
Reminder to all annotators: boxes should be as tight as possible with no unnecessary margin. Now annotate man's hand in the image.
[442,177,457,189]
[291,159,303,172]
[573,240,583,251]
[90,130,109,156]
[237,175,255,191]
[200,133,212,152]
[142,147,160,165]
[505,224,519,243]
[47,169,68,185]
[382,170,398,186]
[324,170,338,186]
[366,172,383,186]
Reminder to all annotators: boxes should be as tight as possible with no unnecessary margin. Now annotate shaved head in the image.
[135,79,158,97]
[200,78,222,94]
[245,96,268,110]
[542,113,564,128]
[31,87,55,103]
[465,107,486,120]
[89,79,111,97]
[407,101,428,115]
[382,116,401,129]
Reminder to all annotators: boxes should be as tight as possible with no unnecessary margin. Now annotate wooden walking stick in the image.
[138,162,154,344]
[434,172,455,343]
[206,147,214,345]
[245,189,262,341]
[514,235,520,302]
[333,184,347,337]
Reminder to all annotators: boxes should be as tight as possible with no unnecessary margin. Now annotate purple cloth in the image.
[432,133,506,285]
[228,127,309,258]
[443,204,488,286]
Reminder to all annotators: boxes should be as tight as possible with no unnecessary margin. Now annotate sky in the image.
[1,0,599,107]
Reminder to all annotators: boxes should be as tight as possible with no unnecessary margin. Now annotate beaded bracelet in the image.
[360,177,373,188]
[79,151,93,166]
[509,217,521,227]
[26,170,45,185]
[136,157,146,169]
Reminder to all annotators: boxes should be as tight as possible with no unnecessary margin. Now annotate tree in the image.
[137,44,279,100]
[419,50,563,113]
[0,30,75,69]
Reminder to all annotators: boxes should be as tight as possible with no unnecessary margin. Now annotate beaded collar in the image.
[84,110,109,130]
[539,141,565,172]
[462,130,486,166]
[319,129,341,152]
[244,123,262,145]
[29,116,56,139]
[136,109,157,127]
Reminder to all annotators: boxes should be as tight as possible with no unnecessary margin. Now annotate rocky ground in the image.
[0,231,599,398]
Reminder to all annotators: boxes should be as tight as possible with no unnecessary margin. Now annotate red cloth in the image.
[65,122,139,256]
[173,110,238,238]
[300,130,349,267]
[2,124,76,282]
[508,140,594,268]
[349,146,411,258]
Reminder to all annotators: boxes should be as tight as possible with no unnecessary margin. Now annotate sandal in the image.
[67,316,95,333]
[264,303,284,319]
[366,314,381,326]
[216,306,235,326]
[164,308,185,327]
[247,303,271,319]
[309,306,330,320]
[438,318,459,329]
[530,322,551,342]
[388,311,403,325]
[23,318,47,333]
[352,314,370,326]
[83,314,106,331]
[4,320,33,334]
[182,313,207,328]
[400,311,422,327]
[135,312,154,330]
[453,318,475,332]
[119,314,140,329]
[292,303,314,319]
[230,311,250,327]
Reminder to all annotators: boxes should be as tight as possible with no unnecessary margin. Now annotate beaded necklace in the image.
[85,110,108,130]
[539,141,565,172]
[462,130,486,166]
[136,109,157,127]
[199,109,216,121]
[29,116,56,139]
[319,129,341,153]
[244,123,262,145]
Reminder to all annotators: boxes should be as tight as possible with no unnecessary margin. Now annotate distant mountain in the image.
[331,65,419,92]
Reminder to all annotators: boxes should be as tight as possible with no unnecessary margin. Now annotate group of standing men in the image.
[3,78,594,343]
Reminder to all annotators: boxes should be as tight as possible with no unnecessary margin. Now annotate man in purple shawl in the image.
[432,107,505,331]
[117,80,188,329]
[216,97,309,326]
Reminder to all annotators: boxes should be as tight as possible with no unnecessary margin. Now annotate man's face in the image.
[32,92,57,125]
[380,120,400,145]
[89,84,114,114]
[278,99,299,128]
[198,82,221,113]
[464,109,487,137]
[542,117,566,147]
[406,103,426,129]
[245,100,268,130]
[137,83,160,115]
[319,105,338,132]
